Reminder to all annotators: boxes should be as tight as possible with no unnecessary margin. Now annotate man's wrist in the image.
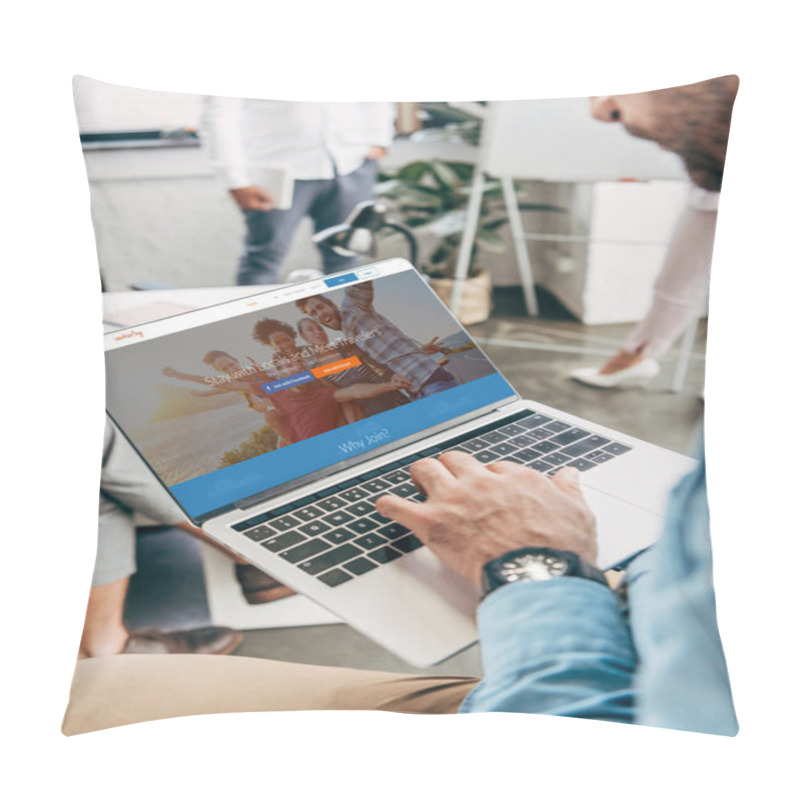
[481,547,607,598]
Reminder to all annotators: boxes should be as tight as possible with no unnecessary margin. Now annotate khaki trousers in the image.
[62,654,480,736]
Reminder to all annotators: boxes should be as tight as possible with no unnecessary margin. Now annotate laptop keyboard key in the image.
[561,435,611,458]
[481,431,509,444]
[298,520,332,537]
[383,470,410,485]
[530,460,553,473]
[369,546,404,564]
[298,543,363,575]
[362,479,390,493]
[317,496,347,512]
[348,500,375,516]
[324,529,356,545]
[344,557,380,576]
[488,443,516,457]
[474,450,496,463]
[549,428,590,447]
[340,487,369,502]
[567,458,598,471]
[542,452,571,466]
[317,569,353,587]
[531,440,559,454]
[353,532,388,551]
[378,522,410,540]
[390,483,417,498]
[280,538,331,563]
[347,518,379,535]
[603,442,632,455]
[542,421,571,433]
[499,423,527,436]
[242,525,272,543]
[261,530,305,552]
[393,535,424,553]
[591,452,616,463]
[269,515,301,532]
[519,414,552,429]
[293,506,325,522]
[323,510,356,526]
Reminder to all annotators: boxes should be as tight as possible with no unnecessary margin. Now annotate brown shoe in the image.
[234,563,296,605]
[122,626,243,655]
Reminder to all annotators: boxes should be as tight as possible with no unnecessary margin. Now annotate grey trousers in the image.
[237,159,379,285]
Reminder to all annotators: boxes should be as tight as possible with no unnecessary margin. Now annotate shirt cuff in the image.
[475,578,634,680]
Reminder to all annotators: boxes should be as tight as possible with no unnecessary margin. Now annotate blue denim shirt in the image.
[459,447,738,736]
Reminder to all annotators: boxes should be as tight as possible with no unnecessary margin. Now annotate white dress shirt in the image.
[201,98,396,188]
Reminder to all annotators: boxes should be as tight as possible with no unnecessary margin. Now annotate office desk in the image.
[102,286,341,631]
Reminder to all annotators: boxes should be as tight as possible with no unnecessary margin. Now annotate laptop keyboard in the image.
[231,410,632,589]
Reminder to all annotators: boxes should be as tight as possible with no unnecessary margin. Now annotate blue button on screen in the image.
[324,273,358,288]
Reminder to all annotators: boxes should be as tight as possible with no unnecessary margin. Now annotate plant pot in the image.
[428,269,492,326]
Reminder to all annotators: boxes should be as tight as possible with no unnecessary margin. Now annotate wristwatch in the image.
[481,547,607,597]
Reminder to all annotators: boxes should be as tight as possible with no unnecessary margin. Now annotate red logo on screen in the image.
[114,330,145,341]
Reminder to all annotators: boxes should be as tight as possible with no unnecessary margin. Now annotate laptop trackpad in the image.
[585,487,664,569]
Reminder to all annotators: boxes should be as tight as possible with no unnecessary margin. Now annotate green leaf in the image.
[395,161,431,182]
[392,188,444,208]
[446,161,475,181]
[476,228,507,253]
[429,160,463,190]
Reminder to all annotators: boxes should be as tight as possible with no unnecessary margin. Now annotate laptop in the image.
[105,258,695,666]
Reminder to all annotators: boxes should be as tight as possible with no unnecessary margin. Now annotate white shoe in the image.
[570,358,660,389]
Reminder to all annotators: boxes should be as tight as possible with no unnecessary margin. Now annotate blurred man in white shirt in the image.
[202,99,395,285]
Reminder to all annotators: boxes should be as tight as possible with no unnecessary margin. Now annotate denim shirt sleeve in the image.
[460,442,738,736]
[625,449,738,735]
[459,577,636,722]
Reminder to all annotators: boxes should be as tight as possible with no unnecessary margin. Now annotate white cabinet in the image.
[531,180,688,324]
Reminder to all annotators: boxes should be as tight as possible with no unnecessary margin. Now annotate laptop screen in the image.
[105,260,516,520]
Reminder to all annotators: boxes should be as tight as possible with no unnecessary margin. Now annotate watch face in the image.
[500,552,569,582]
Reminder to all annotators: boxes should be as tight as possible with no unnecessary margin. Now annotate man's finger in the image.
[485,459,526,475]
[408,457,454,495]
[374,493,427,528]
[436,450,487,478]
[551,467,584,498]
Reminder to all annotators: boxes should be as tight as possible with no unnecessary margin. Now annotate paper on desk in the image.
[200,544,341,630]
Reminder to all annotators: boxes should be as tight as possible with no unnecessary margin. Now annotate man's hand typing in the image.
[375,452,598,590]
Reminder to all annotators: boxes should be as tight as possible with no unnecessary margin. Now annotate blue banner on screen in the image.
[172,373,514,518]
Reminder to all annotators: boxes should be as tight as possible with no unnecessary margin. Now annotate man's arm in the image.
[375,453,637,721]
[343,280,374,313]
[161,366,256,394]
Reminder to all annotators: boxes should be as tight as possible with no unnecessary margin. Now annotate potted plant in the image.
[376,160,562,324]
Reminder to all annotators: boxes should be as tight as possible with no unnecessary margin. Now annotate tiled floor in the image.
[125,287,706,678]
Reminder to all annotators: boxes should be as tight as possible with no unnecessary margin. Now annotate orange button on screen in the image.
[311,356,362,378]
